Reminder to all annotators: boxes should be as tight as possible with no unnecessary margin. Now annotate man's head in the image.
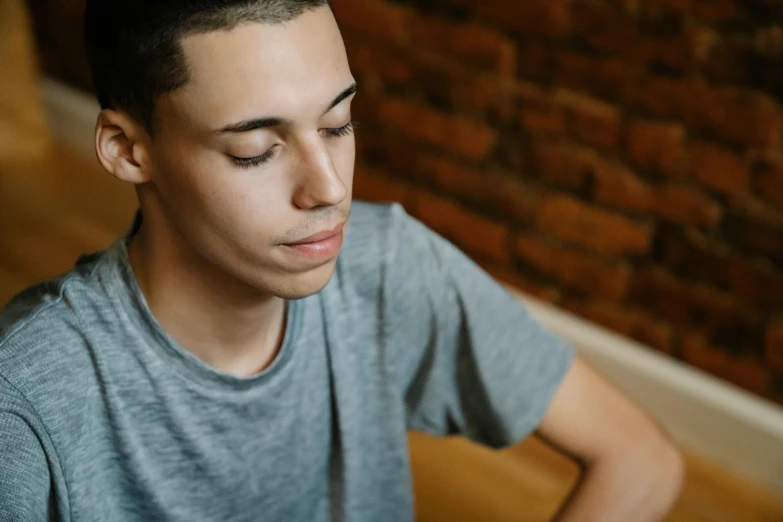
[85,0,356,300]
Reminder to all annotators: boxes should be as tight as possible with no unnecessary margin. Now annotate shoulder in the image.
[337,200,400,278]
[336,200,435,292]
[330,201,457,326]
[343,200,438,263]
[0,251,111,409]
[342,200,403,248]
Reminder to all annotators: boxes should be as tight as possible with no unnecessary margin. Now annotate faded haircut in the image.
[84,0,334,133]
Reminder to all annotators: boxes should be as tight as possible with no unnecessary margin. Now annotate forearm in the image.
[552,446,684,522]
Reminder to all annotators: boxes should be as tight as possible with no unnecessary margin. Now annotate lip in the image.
[284,222,346,246]
[280,222,346,262]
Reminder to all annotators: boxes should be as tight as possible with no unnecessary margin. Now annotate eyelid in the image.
[230,121,356,169]
[231,145,278,169]
[321,120,357,137]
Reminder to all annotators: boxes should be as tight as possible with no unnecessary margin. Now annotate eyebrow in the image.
[216,82,358,134]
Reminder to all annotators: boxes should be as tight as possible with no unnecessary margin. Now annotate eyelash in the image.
[231,120,358,169]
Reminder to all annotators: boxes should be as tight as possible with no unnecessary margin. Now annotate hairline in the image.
[109,2,336,134]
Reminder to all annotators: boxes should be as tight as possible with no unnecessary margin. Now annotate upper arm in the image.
[535,358,676,466]
[389,205,575,445]
[0,412,52,521]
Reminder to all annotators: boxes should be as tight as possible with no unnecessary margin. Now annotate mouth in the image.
[284,222,345,246]
[280,222,346,261]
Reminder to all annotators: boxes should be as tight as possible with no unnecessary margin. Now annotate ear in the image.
[94,109,151,184]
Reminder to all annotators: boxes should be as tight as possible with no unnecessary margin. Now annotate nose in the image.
[292,136,348,210]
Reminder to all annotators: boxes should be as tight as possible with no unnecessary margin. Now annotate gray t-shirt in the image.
[0,201,574,522]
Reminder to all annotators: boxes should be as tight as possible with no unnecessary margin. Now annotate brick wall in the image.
[337,0,783,403]
[26,0,783,403]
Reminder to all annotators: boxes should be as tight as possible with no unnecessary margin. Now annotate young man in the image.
[0,1,683,520]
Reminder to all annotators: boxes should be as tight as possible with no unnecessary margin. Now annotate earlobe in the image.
[94,109,151,185]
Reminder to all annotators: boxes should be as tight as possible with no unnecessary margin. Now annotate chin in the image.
[267,257,339,300]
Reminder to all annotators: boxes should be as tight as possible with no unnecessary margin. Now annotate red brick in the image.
[520,107,567,136]
[592,159,654,212]
[612,0,642,15]
[638,80,781,148]
[636,75,682,116]
[351,94,380,123]
[727,197,783,263]
[472,0,571,38]
[352,164,410,205]
[555,90,622,150]
[639,34,694,72]
[496,131,528,171]
[532,140,595,192]
[660,228,783,309]
[515,233,632,300]
[481,262,562,303]
[554,51,640,102]
[332,0,407,43]
[651,184,722,228]
[359,129,530,223]
[754,154,783,210]
[415,154,543,225]
[448,75,516,124]
[690,141,749,195]
[648,0,692,13]
[593,162,723,227]
[690,26,719,65]
[767,319,783,373]
[355,129,419,180]
[376,98,497,160]
[572,3,639,55]
[637,27,716,72]
[704,41,756,85]
[727,259,783,310]
[517,83,567,136]
[637,77,724,130]
[562,297,674,354]
[345,41,413,88]
[718,91,782,148]
[408,14,517,77]
[414,66,461,114]
[630,268,763,350]
[411,191,511,263]
[692,0,749,24]
[682,333,770,396]
[649,0,749,19]
[516,40,554,81]
[626,119,687,176]
[537,194,654,255]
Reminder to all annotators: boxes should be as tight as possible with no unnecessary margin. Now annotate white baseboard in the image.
[512,288,783,498]
[42,78,783,497]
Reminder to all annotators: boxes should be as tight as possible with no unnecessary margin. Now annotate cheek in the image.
[196,168,290,239]
[158,151,230,216]
[154,148,284,241]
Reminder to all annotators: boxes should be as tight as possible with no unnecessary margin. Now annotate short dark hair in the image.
[84,0,334,132]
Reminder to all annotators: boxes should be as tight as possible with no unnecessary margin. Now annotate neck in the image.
[127,218,288,378]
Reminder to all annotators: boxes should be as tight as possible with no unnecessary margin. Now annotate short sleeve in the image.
[0,386,53,521]
[384,204,575,448]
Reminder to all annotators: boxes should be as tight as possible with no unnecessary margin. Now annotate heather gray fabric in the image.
[0,201,574,522]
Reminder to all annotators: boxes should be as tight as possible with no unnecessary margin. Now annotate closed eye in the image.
[230,121,357,170]
[230,146,278,169]
[322,120,358,138]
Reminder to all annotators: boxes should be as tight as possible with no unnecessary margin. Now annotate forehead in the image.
[166,7,351,128]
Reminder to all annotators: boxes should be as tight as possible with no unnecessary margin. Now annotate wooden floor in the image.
[2,144,783,521]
